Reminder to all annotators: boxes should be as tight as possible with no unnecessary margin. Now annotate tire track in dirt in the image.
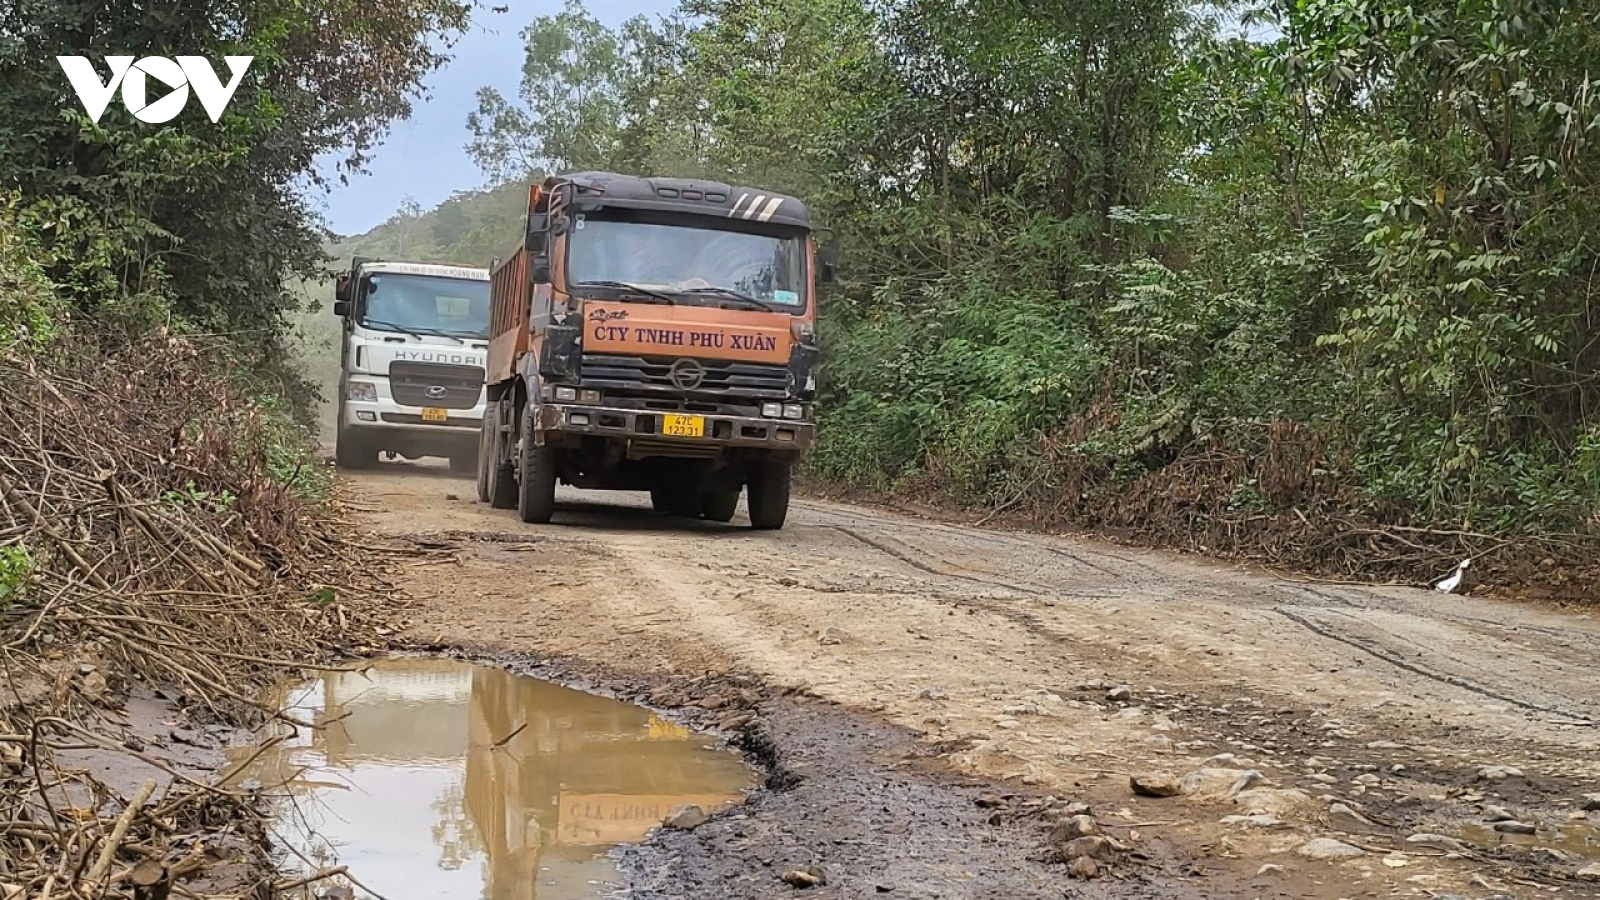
[800,502,1150,582]
[821,524,1051,596]
[1272,606,1597,724]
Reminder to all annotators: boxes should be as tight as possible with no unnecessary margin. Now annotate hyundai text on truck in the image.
[331,258,492,472]
[478,172,833,529]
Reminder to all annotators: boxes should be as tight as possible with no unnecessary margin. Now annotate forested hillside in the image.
[328,0,1599,590]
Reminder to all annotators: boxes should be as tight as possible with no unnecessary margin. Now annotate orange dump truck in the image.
[477,171,833,529]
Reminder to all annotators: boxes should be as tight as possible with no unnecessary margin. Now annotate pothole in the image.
[228,656,755,897]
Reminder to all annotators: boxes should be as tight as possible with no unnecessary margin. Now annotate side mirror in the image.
[334,275,351,303]
[532,261,552,284]
[818,247,838,285]
[333,300,350,317]
[525,213,549,253]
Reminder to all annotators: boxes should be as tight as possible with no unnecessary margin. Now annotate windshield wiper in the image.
[431,328,488,341]
[573,280,678,305]
[360,319,468,344]
[360,318,428,341]
[677,286,784,312]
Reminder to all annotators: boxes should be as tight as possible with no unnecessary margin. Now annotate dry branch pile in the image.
[0,332,397,898]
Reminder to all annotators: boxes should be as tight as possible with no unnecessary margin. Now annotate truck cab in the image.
[480,172,833,529]
[332,258,492,473]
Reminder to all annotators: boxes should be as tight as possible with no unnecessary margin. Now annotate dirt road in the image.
[346,462,1600,898]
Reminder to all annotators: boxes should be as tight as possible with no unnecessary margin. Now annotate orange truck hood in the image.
[580,300,794,364]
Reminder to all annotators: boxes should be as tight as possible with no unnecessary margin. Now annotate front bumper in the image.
[342,400,484,434]
[535,404,815,452]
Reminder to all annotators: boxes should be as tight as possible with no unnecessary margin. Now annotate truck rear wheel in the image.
[475,416,491,502]
[746,461,791,530]
[702,488,740,523]
[487,401,517,510]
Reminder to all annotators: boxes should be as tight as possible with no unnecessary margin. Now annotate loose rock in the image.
[1049,815,1100,842]
[1106,685,1133,702]
[1053,800,1093,819]
[1491,820,1536,835]
[1406,833,1469,852]
[975,793,1008,809]
[1130,772,1182,798]
[1295,838,1365,861]
[663,805,709,831]
[781,869,823,888]
[1221,813,1288,828]
[1057,835,1116,862]
[1581,793,1600,811]
[1482,804,1515,822]
[1477,765,1524,782]
[1066,856,1099,879]
[1576,863,1600,882]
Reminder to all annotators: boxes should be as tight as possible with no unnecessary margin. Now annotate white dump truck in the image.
[331,257,491,472]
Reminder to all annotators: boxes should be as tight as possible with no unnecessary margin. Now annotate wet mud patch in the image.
[232,656,756,899]
[402,647,1337,900]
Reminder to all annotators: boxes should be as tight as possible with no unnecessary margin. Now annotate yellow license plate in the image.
[422,407,448,423]
[662,414,705,438]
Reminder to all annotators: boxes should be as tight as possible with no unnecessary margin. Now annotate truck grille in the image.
[388,362,484,410]
[580,354,791,400]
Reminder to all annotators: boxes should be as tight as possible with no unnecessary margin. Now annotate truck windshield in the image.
[359,273,491,338]
[567,218,807,309]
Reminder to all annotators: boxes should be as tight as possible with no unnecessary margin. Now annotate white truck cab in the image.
[331,257,491,472]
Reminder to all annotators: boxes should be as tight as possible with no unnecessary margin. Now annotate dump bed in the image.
[486,246,531,386]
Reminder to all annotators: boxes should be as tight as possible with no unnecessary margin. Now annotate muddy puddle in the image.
[1455,821,1600,860]
[229,657,754,898]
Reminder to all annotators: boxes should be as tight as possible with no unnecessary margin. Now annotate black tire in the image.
[746,461,791,530]
[649,487,675,514]
[334,427,377,470]
[650,486,699,517]
[488,401,517,510]
[517,405,557,524]
[475,413,492,502]
[701,488,740,523]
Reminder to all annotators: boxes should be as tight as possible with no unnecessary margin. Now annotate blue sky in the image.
[307,0,673,237]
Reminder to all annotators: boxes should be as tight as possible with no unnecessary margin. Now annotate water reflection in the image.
[233,657,752,899]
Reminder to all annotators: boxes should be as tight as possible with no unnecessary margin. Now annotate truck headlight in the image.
[554,386,577,401]
[347,381,377,402]
[579,389,601,404]
[783,404,804,419]
[761,402,783,418]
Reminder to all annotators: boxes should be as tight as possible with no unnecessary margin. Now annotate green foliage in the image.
[0,545,31,609]
[0,0,474,418]
[0,198,63,350]
[163,481,240,512]
[416,0,1600,539]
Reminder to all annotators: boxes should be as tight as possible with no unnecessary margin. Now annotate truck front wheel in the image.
[650,486,699,517]
[517,410,557,524]
[746,461,791,530]
[702,488,740,523]
[334,427,376,470]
